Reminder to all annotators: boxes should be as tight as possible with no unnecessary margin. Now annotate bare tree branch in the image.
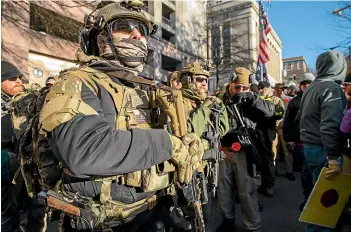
[197,24,258,89]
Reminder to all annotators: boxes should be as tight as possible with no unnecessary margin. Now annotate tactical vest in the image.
[13,67,177,227]
[181,90,217,170]
[63,67,175,190]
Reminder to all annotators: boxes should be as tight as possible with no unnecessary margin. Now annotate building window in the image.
[162,3,175,28]
[29,3,81,43]
[161,55,181,72]
[222,23,231,62]
[211,27,221,65]
[297,61,301,70]
[161,28,176,44]
[285,63,289,70]
[289,62,293,70]
[143,1,154,15]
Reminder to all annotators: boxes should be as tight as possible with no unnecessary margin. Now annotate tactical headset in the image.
[79,1,158,63]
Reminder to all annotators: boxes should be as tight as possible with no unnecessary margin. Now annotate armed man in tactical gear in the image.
[2,61,46,232]
[217,67,284,232]
[2,60,24,232]
[11,2,204,231]
[177,62,229,231]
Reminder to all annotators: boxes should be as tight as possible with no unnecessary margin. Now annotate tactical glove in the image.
[169,133,204,184]
[286,142,296,152]
[232,92,254,105]
[203,96,223,110]
[325,157,341,180]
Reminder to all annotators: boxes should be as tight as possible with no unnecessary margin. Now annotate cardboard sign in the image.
[299,168,351,228]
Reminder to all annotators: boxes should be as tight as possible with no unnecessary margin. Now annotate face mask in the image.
[99,36,148,68]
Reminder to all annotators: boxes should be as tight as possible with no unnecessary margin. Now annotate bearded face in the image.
[1,77,24,96]
[193,74,208,98]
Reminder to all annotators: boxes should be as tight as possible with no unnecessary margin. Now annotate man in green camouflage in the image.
[179,62,229,230]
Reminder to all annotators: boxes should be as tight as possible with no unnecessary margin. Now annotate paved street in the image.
[208,169,306,232]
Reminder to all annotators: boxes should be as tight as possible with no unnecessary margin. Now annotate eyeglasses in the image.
[110,19,148,36]
[234,85,249,90]
[196,77,208,83]
[343,82,351,86]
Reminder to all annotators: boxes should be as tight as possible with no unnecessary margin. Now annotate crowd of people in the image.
[1,1,351,232]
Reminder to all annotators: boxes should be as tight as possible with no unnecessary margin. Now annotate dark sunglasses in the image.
[235,85,249,90]
[8,76,23,81]
[111,19,148,36]
[195,77,208,83]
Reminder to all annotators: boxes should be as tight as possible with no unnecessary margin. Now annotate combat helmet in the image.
[167,71,180,87]
[79,1,157,57]
[180,62,210,90]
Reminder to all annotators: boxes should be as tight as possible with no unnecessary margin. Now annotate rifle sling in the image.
[105,71,171,91]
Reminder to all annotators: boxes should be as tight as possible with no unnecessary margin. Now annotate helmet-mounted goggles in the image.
[110,18,149,36]
[195,76,208,83]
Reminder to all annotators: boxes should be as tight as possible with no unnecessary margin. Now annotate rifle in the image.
[226,103,261,178]
[37,190,100,231]
[202,106,225,198]
[154,87,206,232]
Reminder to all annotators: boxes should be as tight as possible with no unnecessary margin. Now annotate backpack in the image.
[11,84,62,198]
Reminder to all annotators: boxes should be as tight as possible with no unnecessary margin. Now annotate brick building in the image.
[1,0,207,86]
[282,56,309,83]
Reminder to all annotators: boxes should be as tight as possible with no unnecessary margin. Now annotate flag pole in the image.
[259,0,264,81]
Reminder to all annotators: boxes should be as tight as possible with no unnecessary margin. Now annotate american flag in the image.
[255,59,268,82]
[258,15,272,65]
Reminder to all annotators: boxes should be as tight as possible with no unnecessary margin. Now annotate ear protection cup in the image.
[79,13,105,56]
[79,27,100,56]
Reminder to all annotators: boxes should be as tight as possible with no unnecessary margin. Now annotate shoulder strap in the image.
[79,68,125,128]
[105,71,162,88]
[67,68,100,96]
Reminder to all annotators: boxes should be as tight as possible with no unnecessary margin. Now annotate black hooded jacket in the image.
[283,91,302,143]
[221,88,276,147]
[300,51,347,158]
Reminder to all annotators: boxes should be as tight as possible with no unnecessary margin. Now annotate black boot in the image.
[258,200,264,212]
[265,186,274,197]
[216,218,236,232]
[285,172,296,181]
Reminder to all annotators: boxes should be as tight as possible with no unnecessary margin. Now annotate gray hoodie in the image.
[300,50,347,158]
